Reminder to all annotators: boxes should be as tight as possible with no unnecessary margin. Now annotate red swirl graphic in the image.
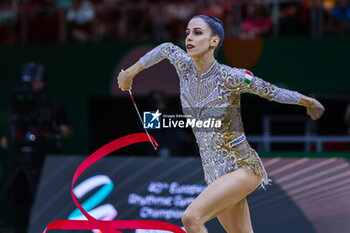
[44,133,186,233]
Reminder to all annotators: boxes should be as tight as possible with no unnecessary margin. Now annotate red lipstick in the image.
[186,44,195,50]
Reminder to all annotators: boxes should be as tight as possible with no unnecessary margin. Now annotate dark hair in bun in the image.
[192,15,225,54]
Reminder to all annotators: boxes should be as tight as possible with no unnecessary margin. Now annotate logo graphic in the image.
[68,175,118,233]
[143,110,161,129]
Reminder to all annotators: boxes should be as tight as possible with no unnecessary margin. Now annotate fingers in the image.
[312,112,321,120]
[309,107,325,120]
[307,103,325,120]
[309,112,319,120]
[307,98,325,120]
[117,70,131,91]
[316,106,325,119]
[313,114,321,120]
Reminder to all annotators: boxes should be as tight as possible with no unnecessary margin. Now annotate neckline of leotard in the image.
[192,60,219,80]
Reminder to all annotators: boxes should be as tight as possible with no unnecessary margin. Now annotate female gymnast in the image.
[117,15,325,233]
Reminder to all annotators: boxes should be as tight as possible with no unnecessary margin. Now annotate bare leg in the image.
[181,168,262,233]
[217,198,254,233]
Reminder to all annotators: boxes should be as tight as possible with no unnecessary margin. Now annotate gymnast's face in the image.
[185,17,219,59]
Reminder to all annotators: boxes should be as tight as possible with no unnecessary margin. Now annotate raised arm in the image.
[224,67,325,120]
[118,42,190,91]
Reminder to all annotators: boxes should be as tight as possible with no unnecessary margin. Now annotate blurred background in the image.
[0,0,350,232]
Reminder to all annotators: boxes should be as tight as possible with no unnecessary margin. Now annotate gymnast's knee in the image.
[181,210,203,230]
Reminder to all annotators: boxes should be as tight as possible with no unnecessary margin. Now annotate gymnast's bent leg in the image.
[181,168,262,233]
[217,197,254,233]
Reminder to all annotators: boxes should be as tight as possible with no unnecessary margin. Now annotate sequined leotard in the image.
[139,43,301,189]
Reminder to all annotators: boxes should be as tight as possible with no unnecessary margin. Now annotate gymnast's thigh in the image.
[184,167,262,224]
[217,197,253,233]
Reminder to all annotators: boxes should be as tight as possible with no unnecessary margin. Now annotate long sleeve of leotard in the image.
[139,42,191,75]
[225,67,301,105]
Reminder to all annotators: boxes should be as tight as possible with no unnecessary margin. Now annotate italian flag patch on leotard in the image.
[244,70,253,84]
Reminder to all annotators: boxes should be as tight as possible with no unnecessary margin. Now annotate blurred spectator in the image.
[240,3,272,38]
[1,0,350,44]
[0,0,18,44]
[326,0,350,34]
[126,5,152,40]
[279,2,303,35]
[163,0,195,40]
[56,0,72,8]
[95,8,120,41]
[323,0,336,12]
[66,0,95,41]
[1,62,72,233]
[197,0,230,38]
[99,0,121,7]
[300,0,330,35]
[0,0,16,22]
[198,0,229,19]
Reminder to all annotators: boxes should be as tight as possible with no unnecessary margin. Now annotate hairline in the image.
[192,17,223,42]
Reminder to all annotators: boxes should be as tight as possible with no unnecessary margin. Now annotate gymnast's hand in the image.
[305,98,325,120]
[117,61,144,91]
[117,69,134,91]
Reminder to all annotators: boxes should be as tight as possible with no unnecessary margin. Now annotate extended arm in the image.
[226,68,325,120]
[118,42,189,91]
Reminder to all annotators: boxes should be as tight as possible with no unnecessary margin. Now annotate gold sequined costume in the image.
[139,43,301,189]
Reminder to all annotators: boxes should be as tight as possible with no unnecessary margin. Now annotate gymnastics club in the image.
[121,69,157,151]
